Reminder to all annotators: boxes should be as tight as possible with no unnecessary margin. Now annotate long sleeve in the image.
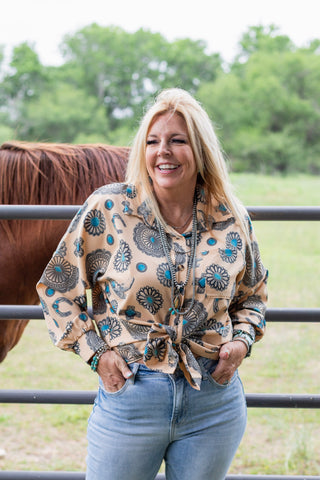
[36,194,109,362]
[228,218,268,343]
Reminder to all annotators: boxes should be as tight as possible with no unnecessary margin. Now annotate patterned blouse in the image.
[37,183,268,390]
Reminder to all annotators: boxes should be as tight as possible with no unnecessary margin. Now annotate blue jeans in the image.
[86,358,247,480]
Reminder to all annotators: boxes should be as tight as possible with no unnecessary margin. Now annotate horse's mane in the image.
[0,141,129,205]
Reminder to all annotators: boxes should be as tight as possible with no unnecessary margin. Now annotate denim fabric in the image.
[86,359,247,480]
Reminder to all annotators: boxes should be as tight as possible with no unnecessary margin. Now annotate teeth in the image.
[158,164,178,170]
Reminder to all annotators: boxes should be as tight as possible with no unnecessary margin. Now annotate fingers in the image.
[212,341,247,385]
[97,350,133,392]
[212,344,234,385]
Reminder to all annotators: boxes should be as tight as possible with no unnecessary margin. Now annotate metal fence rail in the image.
[1,305,320,322]
[0,204,320,220]
[1,474,320,480]
[1,204,319,480]
[1,389,320,408]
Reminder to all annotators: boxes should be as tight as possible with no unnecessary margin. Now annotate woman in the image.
[37,88,268,480]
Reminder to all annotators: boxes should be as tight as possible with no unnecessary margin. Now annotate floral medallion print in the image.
[85,249,111,286]
[122,320,150,340]
[92,283,107,314]
[37,184,267,392]
[133,222,164,257]
[85,329,105,351]
[98,316,122,340]
[84,209,106,236]
[113,240,132,272]
[181,300,208,336]
[226,232,243,251]
[117,343,142,363]
[144,337,166,362]
[205,264,230,291]
[136,286,163,314]
[206,318,231,337]
[243,241,265,287]
[219,247,238,263]
[43,256,79,293]
[73,295,87,310]
[242,294,267,316]
[156,262,172,287]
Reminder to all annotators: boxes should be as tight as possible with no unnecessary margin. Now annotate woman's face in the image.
[145,112,197,200]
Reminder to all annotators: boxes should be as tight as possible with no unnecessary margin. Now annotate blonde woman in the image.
[37,88,268,480]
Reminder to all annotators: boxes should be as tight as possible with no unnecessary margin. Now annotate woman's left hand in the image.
[211,340,248,385]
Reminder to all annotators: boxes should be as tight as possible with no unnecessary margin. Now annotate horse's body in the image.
[0,141,129,362]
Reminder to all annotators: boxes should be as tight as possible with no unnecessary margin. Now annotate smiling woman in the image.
[36,88,268,480]
[145,112,198,228]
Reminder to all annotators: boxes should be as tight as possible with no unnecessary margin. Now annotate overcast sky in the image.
[1,0,319,65]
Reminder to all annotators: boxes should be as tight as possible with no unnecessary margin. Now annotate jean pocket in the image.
[206,370,238,389]
[99,363,139,397]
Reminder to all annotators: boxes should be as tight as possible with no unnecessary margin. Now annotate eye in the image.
[146,139,158,145]
[171,138,186,144]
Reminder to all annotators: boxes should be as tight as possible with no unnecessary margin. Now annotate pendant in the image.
[174,293,182,310]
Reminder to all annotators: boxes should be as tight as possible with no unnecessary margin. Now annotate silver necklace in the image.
[168,212,193,230]
[157,197,198,316]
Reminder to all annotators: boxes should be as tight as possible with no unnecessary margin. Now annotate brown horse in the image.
[0,141,129,362]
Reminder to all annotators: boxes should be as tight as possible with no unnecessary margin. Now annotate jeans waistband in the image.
[130,357,219,380]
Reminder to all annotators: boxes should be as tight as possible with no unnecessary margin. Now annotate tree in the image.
[19,83,108,143]
[235,24,294,63]
[198,27,320,173]
[60,24,222,129]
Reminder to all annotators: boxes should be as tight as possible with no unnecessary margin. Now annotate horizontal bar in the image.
[0,390,319,408]
[247,206,320,221]
[0,205,78,220]
[0,474,319,480]
[0,205,320,221]
[0,306,320,322]
[246,393,320,408]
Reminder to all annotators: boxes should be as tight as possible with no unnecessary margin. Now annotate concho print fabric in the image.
[37,183,268,390]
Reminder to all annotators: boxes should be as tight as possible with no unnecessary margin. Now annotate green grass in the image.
[0,173,320,474]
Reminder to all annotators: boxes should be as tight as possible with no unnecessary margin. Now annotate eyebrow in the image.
[147,132,188,138]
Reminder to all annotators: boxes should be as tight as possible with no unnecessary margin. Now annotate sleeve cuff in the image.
[76,330,108,363]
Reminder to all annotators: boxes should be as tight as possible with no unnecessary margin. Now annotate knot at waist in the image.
[143,322,203,390]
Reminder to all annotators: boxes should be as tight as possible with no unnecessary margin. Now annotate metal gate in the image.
[1,205,320,480]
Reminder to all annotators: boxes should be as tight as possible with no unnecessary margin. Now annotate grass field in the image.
[0,173,319,475]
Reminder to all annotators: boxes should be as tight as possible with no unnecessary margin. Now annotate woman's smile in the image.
[146,112,197,198]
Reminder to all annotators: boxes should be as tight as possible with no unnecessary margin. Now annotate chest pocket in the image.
[202,263,234,300]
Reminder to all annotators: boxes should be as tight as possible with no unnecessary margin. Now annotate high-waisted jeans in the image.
[86,358,247,480]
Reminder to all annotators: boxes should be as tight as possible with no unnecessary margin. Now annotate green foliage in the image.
[0,24,319,173]
[19,83,108,142]
[198,42,320,173]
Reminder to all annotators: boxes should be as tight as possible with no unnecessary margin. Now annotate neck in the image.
[156,195,196,232]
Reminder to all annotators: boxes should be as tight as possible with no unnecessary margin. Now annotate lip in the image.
[156,163,180,172]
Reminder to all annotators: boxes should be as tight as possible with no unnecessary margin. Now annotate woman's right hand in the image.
[97,350,133,392]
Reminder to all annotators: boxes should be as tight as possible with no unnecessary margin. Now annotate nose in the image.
[157,140,170,156]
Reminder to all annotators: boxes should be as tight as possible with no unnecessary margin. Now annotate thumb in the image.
[219,346,231,360]
[116,356,133,379]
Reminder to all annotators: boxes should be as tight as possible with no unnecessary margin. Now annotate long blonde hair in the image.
[125,88,250,242]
